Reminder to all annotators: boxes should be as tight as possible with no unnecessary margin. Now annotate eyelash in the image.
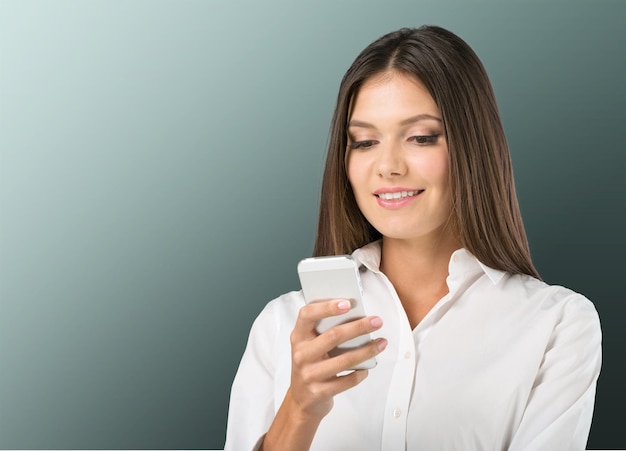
[409,134,440,145]
[349,134,440,150]
[350,140,376,150]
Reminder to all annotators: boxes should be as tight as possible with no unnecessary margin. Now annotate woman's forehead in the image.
[348,72,441,125]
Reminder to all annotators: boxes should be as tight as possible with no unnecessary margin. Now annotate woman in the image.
[224,25,601,450]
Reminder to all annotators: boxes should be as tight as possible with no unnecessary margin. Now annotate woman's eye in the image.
[409,134,440,145]
[350,140,377,150]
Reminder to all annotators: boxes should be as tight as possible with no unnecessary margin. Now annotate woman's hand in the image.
[288,298,387,420]
[260,299,386,451]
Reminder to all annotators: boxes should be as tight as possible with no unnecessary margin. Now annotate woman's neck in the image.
[380,229,461,328]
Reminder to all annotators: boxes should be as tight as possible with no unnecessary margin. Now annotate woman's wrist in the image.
[261,388,324,451]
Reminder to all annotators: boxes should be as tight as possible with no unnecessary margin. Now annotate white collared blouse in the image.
[225,241,602,450]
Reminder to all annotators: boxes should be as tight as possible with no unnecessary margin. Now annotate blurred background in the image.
[1,0,624,449]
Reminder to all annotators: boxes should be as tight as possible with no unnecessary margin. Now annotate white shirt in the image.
[224,241,602,450]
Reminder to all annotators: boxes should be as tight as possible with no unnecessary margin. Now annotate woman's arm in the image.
[260,299,386,450]
[509,293,602,451]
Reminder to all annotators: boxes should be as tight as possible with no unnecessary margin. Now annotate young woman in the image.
[224,25,602,451]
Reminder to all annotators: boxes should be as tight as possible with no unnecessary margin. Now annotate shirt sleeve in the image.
[508,291,602,451]
[224,303,279,451]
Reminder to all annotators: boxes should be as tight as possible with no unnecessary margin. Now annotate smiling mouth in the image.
[376,190,424,200]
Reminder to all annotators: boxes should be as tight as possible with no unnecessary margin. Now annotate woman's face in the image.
[346,71,453,244]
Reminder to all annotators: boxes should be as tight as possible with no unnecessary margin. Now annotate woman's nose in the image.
[376,143,407,178]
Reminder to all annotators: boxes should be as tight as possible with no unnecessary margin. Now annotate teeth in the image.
[378,190,421,200]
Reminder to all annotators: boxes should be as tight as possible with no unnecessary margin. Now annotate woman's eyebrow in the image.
[400,113,442,126]
[348,114,442,129]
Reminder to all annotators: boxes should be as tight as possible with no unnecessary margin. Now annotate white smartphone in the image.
[297,255,377,370]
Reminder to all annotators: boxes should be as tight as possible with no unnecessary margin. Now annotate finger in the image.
[291,298,352,342]
[305,337,387,381]
[305,369,370,400]
[314,315,384,355]
[293,315,383,364]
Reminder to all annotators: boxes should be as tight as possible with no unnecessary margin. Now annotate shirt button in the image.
[392,407,402,419]
[404,351,411,359]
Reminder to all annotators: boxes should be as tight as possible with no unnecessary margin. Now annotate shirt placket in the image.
[379,276,416,451]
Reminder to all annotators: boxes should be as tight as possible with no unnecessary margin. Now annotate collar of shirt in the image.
[351,239,506,286]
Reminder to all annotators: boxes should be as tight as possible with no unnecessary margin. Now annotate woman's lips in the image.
[374,189,424,209]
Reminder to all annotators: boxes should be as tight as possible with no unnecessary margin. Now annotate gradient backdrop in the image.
[1,0,624,449]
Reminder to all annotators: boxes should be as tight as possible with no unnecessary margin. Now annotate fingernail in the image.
[337,300,351,311]
[369,316,382,328]
[377,338,388,352]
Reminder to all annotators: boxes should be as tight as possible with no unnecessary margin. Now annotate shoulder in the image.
[250,290,305,333]
[237,290,305,370]
[500,273,601,332]
[504,273,595,307]
[263,289,305,316]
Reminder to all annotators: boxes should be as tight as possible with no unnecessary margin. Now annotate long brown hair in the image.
[313,25,540,279]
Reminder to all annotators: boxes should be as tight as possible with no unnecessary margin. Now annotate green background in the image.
[1,0,624,449]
